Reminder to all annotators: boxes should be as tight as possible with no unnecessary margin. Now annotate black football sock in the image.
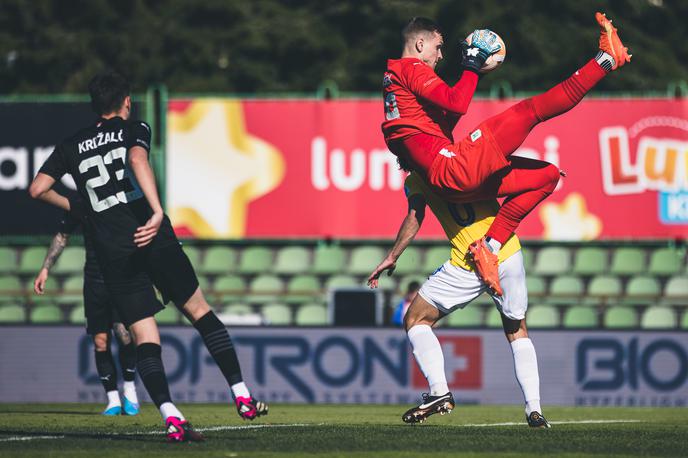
[194,311,244,386]
[94,349,118,393]
[136,343,172,408]
[118,342,137,382]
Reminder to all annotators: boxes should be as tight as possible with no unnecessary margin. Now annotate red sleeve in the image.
[406,63,479,115]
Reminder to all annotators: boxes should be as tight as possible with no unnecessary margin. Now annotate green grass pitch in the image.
[0,404,686,457]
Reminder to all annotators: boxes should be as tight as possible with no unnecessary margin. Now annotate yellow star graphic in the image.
[167,100,285,237]
[539,192,602,240]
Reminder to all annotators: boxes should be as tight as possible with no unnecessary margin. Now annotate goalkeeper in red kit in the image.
[382,13,630,296]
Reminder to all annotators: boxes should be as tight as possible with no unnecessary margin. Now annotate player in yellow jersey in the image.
[368,171,550,428]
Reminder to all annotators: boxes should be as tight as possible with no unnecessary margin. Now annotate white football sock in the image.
[160,402,184,421]
[510,338,542,415]
[407,324,449,396]
[486,237,502,254]
[595,51,615,72]
[123,381,138,404]
[105,390,121,409]
[231,381,250,400]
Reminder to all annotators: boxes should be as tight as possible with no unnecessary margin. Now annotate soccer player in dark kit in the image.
[29,71,267,442]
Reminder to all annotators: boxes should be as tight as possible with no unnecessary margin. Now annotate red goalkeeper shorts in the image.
[427,122,509,202]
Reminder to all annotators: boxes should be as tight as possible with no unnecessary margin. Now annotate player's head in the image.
[402,17,444,69]
[88,71,131,119]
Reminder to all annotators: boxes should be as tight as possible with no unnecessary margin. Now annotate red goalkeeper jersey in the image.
[381,58,479,172]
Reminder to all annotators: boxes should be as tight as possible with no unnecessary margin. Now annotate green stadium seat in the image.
[572,247,608,275]
[664,275,688,299]
[30,304,62,323]
[548,275,584,304]
[0,275,22,296]
[623,275,661,305]
[610,247,646,275]
[238,247,273,274]
[0,303,25,323]
[375,272,397,291]
[213,275,247,302]
[18,246,48,274]
[526,275,546,297]
[485,307,503,328]
[53,247,85,274]
[348,246,385,275]
[423,247,450,272]
[286,275,321,303]
[274,246,311,275]
[60,275,83,304]
[295,303,328,325]
[521,247,534,271]
[69,306,86,324]
[393,247,422,275]
[312,244,345,274]
[222,303,254,316]
[196,275,211,291]
[0,247,16,274]
[472,292,494,306]
[563,306,597,328]
[640,306,676,329]
[25,277,60,304]
[200,247,237,274]
[181,245,202,268]
[261,303,292,325]
[587,274,623,298]
[446,306,482,327]
[156,306,180,324]
[527,305,559,328]
[532,247,571,275]
[247,274,284,303]
[325,274,359,290]
[648,247,684,276]
[603,306,637,329]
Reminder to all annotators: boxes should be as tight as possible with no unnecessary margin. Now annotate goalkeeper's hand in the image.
[461,29,502,73]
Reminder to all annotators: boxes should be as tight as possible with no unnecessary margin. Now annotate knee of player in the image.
[93,333,109,352]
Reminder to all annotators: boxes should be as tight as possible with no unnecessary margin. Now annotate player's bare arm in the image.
[128,146,164,247]
[28,173,71,211]
[368,194,426,288]
[33,231,69,295]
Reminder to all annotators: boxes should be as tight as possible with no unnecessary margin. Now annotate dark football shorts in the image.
[83,276,121,335]
[146,243,200,308]
[99,250,164,328]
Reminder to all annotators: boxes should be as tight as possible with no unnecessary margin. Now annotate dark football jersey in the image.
[39,116,177,261]
[59,209,102,281]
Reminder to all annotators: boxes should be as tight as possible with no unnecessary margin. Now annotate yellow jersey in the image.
[404,172,521,271]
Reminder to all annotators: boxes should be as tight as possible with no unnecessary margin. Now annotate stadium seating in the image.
[53,247,85,274]
[640,306,676,329]
[0,242,685,329]
[563,306,597,328]
[295,303,328,325]
[603,306,637,329]
[69,306,86,324]
[610,247,646,275]
[446,306,482,327]
[681,309,688,329]
[156,306,181,324]
[30,304,63,323]
[526,305,559,328]
[0,247,16,274]
[0,303,25,323]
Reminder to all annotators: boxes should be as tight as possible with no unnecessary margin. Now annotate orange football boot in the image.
[468,237,502,297]
[596,12,631,70]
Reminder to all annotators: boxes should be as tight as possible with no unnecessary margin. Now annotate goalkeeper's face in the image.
[419,31,444,70]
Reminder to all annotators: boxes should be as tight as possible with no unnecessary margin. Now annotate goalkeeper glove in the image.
[461,29,502,73]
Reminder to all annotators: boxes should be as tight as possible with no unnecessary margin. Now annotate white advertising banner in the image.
[0,327,686,406]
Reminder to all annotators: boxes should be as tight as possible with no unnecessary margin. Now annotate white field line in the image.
[0,435,64,442]
[0,419,643,441]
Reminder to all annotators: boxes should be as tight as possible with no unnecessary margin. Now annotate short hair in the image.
[402,17,443,44]
[88,71,130,116]
[406,280,421,294]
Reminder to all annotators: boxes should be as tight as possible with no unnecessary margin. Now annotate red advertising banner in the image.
[166,98,688,240]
